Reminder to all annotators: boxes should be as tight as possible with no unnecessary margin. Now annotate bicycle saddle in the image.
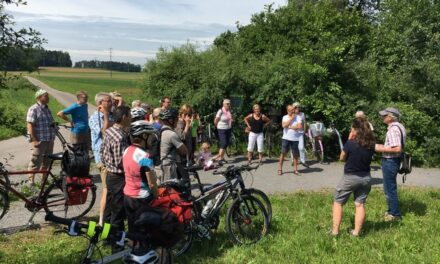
[47,152,64,160]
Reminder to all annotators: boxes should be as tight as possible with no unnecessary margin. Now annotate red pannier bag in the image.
[65,176,93,205]
[150,186,192,223]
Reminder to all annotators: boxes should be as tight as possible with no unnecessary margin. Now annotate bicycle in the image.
[305,121,325,163]
[165,164,271,256]
[0,124,96,225]
[45,211,171,264]
[199,113,217,146]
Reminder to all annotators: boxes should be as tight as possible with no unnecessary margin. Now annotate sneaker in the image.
[347,228,360,237]
[384,214,402,222]
[300,161,310,168]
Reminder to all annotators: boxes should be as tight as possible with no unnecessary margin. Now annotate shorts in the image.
[247,132,264,153]
[281,139,299,157]
[333,174,372,205]
[28,140,55,171]
[217,128,231,149]
[161,162,178,182]
[96,162,107,189]
[70,132,90,151]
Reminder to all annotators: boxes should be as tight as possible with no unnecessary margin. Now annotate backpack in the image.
[134,204,184,248]
[146,130,161,166]
[150,186,193,224]
[393,125,412,182]
[61,145,90,177]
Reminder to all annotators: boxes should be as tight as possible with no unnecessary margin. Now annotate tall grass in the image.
[1,187,439,263]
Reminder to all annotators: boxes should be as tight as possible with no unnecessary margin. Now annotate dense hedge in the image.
[141,0,440,166]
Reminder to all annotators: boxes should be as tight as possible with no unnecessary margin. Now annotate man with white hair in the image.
[89,92,114,226]
[375,107,406,222]
[26,89,56,185]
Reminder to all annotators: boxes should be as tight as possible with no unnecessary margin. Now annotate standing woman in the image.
[331,117,375,236]
[244,104,271,165]
[175,104,193,165]
[213,99,233,162]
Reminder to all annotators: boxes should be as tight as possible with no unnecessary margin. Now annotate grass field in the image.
[27,67,145,105]
[0,78,65,140]
[1,187,440,263]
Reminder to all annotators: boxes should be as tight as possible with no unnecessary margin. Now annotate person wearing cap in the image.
[375,107,406,222]
[26,89,56,185]
[212,99,233,162]
[292,102,309,168]
[57,90,90,150]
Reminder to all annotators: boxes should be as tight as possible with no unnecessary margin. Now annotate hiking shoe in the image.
[327,229,339,237]
[384,214,402,222]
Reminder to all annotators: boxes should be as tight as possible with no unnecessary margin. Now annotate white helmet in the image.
[131,107,147,121]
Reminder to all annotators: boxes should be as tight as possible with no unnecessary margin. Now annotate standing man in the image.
[89,92,113,226]
[26,89,56,185]
[375,107,406,222]
[278,104,302,175]
[100,106,131,234]
[160,96,171,110]
[159,108,187,181]
[57,91,89,150]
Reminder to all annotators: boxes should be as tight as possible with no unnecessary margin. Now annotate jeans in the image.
[382,158,401,217]
[106,173,126,231]
[298,134,305,163]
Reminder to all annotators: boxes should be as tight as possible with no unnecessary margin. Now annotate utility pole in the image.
[109,48,113,78]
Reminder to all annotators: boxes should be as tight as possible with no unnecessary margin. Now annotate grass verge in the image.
[1,187,439,263]
[0,78,65,140]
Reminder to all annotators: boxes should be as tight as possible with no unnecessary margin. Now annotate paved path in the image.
[1,78,440,232]
[0,76,93,169]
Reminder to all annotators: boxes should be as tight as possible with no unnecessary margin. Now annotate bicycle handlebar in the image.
[212,164,259,176]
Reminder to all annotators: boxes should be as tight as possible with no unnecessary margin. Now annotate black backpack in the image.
[61,145,90,177]
[393,125,412,182]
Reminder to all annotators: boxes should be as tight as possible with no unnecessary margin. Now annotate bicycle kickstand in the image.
[27,209,39,226]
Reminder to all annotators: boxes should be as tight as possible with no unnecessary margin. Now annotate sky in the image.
[5,0,287,66]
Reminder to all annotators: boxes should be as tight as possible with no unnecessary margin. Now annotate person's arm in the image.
[214,110,221,127]
[145,170,158,196]
[244,114,252,129]
[101,108,111,136]
[282,115,294,128]
[176,144,188,156]
[375,144,402,153]
[340,150,347,161]
[57,111,74,127]
[262,114,271,128]
[27,122,38,145]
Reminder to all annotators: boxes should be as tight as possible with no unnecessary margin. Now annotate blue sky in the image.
[6,0,286,66]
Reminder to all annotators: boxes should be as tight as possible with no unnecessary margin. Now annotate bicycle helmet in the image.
[158,108,178,120]
[131,107,147,120]
[130,120,155,137]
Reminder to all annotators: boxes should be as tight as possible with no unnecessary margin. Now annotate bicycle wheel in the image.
[43,179,96,219]
[316,139,324,163]
[171,221,193,257]
[0,188,9,221]
[156,247,172,264]
[226,195,269,245]
[226,133,238,157]
[242,188,272,225]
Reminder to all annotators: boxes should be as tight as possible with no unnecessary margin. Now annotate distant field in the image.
[26,67,145,104]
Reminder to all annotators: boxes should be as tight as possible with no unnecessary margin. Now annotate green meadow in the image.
[1,188,439,263]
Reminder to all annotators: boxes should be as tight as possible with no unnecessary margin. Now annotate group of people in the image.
[26,88,407,239]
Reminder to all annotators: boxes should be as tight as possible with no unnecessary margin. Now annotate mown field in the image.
[27,67,144,105]
[1,188,439,264]
[0,78,65,140]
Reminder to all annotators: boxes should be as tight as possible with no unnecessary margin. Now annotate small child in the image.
[198,142,218,170]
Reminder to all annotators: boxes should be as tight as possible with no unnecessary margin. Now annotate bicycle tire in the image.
[172,221,193,257]
[0,188,9,221]
[43,179,96,219]
[242,188,272,225]
[226,195,269,245]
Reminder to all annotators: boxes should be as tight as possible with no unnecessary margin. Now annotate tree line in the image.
[74,60,141,72]
[141,0,440,166]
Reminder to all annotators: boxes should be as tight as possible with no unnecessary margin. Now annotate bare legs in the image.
[332,201,365,235]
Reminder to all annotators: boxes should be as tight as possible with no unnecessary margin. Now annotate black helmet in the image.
[130,120,155,137]
[158,108,178,120]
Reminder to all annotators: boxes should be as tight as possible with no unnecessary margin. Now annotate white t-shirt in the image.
[282,114,302,141]
[216,109,232,130]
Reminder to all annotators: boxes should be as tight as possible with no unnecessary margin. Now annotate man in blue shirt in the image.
[57,91,90,150]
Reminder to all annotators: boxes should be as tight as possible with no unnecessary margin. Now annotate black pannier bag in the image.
[62,145,90,177]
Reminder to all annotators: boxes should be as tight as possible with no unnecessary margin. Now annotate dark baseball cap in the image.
[379,107,401,117]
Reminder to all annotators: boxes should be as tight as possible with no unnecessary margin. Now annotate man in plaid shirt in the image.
[26,89,56,185]
[100,105,131,235]
[375,107,406,222]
